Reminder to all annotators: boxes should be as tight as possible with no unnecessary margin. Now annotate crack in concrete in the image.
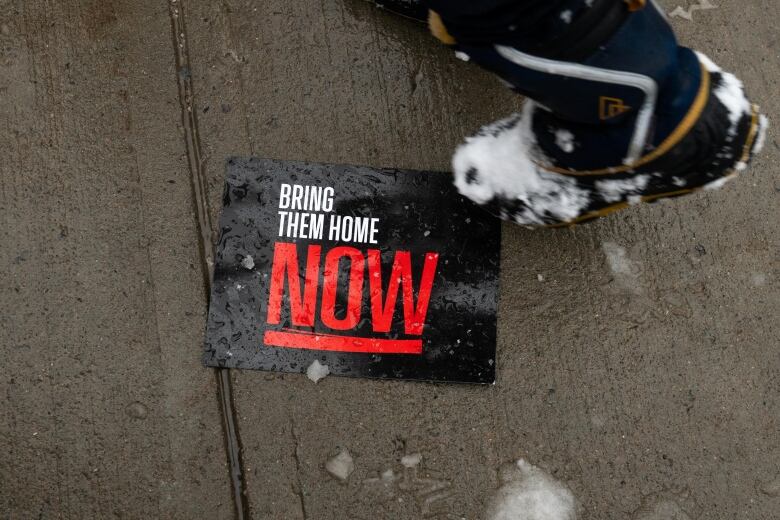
[290,418,310,520]
[166,1,249,518]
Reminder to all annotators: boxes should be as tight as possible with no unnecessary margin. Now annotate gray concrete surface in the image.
[0,1,231,518]
[2,0,778,519]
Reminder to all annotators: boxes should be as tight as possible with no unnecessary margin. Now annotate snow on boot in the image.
[429,0,768,226]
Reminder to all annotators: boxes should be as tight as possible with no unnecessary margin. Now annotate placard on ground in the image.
[203,158,500,384]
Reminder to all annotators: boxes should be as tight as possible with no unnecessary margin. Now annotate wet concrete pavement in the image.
[1,0,778,518]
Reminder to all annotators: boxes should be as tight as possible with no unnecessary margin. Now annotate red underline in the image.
[263,329,422,355]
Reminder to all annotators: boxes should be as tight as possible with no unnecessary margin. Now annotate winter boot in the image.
[426,0,768,226]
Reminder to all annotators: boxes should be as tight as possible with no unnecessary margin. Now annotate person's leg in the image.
[374,0,767,226]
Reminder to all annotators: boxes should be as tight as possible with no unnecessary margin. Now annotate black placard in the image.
[203,158,501,384]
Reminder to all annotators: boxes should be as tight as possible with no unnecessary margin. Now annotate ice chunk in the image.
[669,0,717,21]
[241,255,255,269]
[669,6,694,20]
[401,453,422,468]
[486,459,577,520]
[602,242,633,276]
[602,241,642,294]
[306,360,330,383]
[381,469,397,482]
[325,449,355,481]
